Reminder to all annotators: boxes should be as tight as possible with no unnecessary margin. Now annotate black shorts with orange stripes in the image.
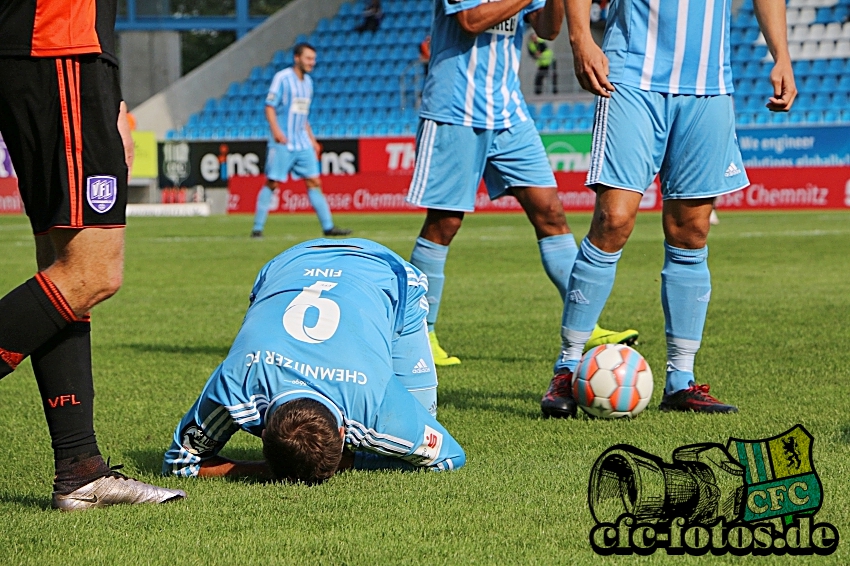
[0,55,127,234]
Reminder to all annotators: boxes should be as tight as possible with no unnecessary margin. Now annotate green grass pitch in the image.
[1,210,849,565]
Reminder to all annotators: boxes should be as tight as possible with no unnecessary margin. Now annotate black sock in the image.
[53,453,110,495]
[0,274,78,378]
[32,320,105,492]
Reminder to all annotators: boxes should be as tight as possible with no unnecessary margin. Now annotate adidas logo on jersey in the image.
[724,162,742,177]
[412,358,431,374]
[568,290,590,305]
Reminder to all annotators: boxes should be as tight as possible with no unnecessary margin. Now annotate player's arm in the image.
[564,0,614,97]
[265,105,287,144]
[305,120,321,156]
[453,0,534,35]
[117,100,134,181]
[265,76,288,144]
[353,379,466,472]
[753,0,796,111]
[162,368,240,477]
[526,0,564,40]
[197,456,272,478]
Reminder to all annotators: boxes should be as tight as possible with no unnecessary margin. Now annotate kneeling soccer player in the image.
[163,239,465,482]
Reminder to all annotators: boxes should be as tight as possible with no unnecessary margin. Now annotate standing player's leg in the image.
[406,120,490,366]
[0,55,184,508]
[252,179,277,238]
[293,148,350,236]
[539,87,659,418]
[411,209,464,365]
[657,199,736,412]
[540,187,643,417]
[305,177,351,236]
[655,93,744,414]
[253,140,291,238]
[31,228,122,494]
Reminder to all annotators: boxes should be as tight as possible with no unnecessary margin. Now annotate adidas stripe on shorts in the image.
[585,83,749,199]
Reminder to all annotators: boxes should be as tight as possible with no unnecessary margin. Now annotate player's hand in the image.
[766,59,796,112]
[571,36,615,97]
[273,129,287,144]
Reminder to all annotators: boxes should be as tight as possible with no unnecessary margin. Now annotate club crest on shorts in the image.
[86,175,118,213]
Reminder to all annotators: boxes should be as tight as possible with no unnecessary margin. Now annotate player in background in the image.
[407,0,638,368]
[164,239,464,482]
[252,43,351,239]
[0,0,185,508]
[542,0,796,416]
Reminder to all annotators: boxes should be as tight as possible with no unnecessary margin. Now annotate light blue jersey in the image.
[266,67,313,150]
[163,239,464,477]
[603,0,734,95]
[420,0,545,129]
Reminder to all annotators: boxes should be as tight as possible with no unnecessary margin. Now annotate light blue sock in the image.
[253,186,274,232]
[661,242,710,394]
[537,233,578,302]
[308,188,334,232]
[410,237,449,332]
[555,238,621,373]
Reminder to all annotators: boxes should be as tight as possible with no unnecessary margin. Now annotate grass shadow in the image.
[440,386,542,419]
[125,448,271,485]
[118,343,229,357]
[839,425,850,444]
[0,491,50,510]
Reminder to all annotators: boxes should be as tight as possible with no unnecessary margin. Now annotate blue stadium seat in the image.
[823,109,839,123]
[805,110,823,124]
[839,109,850,123]
[770,112,789,125]
[810,59,829,75]
[575,117,592,130]
[556,103,573,118]
[538,103,554,119]
[826,58,846,75]
[575,102,595,117]
[813,92,832,108]
[789,111,804,124]
[794,93,814,110]
[753,112,769,125]
[736,113,752,126]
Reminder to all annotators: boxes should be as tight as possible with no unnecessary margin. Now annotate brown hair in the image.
[293,42,315,57]
[263,398,343,484]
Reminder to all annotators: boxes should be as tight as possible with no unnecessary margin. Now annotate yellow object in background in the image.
[131,131,158,178]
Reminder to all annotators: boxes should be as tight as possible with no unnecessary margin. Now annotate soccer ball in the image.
[572,344,653,418]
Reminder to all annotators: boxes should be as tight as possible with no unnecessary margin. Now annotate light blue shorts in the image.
[586,83,749,199]
[265,143,320,182]
[406,118,556,212]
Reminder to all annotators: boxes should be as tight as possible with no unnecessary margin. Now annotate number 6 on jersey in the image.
[282,281,340,344]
